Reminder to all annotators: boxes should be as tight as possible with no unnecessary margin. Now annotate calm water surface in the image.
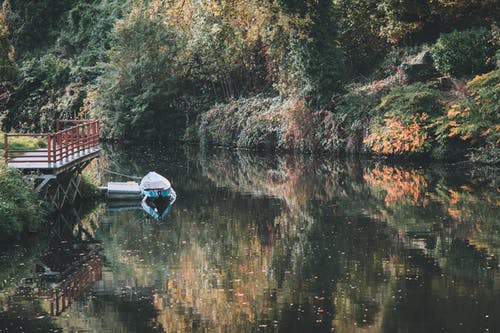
[0,144,499,333]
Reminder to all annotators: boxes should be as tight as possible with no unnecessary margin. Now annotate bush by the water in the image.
[0,164,45,240]
[435,69,500,164]
[431,27,496,77]
[199,96,352,153]
[364,83,443,155]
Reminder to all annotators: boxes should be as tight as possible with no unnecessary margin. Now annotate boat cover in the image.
[140,171,171,190]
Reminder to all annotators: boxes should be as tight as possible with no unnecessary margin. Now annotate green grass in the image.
[0,133,47,160]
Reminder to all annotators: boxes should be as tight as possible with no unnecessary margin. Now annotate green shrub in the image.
[7,0,79,55]
[431,27,496,77]
[20,53,71,88]
[365,83,443,154]
[0,1,16,82]
[0,163,45,240]
[0,53,71,132]
[79,173,101,199]
[434,69,500,163]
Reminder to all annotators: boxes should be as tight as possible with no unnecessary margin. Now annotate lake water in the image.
[0,144,499,333]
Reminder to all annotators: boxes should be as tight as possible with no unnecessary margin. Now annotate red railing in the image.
[3,119,100,166]
[49,255,103,316]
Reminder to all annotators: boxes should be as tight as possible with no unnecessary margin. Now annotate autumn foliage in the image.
[364,165,428,207]
[365,83,442,155]
[434,69,500,162]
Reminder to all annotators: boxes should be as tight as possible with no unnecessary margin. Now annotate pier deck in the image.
[4,120,101,175]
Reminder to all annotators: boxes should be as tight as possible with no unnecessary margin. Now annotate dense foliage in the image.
[0,163,45,240]
[435,69,500,163]
[431,28,496,77]
[365,83,443,155]
[95,4,185,139]
[0,0,498,160]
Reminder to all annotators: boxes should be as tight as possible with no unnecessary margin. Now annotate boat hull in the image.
[141,188,176,220]
[140,171,177,220]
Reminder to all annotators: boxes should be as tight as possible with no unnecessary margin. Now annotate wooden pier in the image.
[3,119,102,209]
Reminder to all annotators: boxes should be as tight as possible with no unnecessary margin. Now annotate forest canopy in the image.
[0,0,498,161]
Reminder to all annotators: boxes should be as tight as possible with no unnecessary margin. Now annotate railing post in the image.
[71,127,75,157]
[4,133,8,163]
[77,125,81,155]
[82,124,87,152]
[80,124,84,153]
[47,134,52,166]
[50,289,55,316]
[58,131,62,165]
[88,122,91,147]
[91,121,95,147]
[87,122,94,151]
[56,119,60,132]
[52,135,57,164]
[63,130,67,162]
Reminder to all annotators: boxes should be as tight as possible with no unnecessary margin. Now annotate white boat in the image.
[140,172,176,220]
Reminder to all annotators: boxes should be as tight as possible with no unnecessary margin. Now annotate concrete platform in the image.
[105,181,142,200]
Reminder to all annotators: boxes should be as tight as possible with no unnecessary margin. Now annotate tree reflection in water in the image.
[1,145,498,332]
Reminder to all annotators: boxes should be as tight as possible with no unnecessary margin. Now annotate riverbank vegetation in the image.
[0,163,45,240]
[0,0,498,162]
[0,132,98,240]
[0,134,47,240]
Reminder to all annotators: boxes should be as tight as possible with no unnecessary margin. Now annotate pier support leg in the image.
[35,161,90,210]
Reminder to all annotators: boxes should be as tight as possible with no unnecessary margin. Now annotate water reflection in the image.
[0,204,103,332]
[1,145,499,332]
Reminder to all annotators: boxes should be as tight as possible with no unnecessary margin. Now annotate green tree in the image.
[94,4,186,140]
[335,0,387,76]
[0,0,16,81]
[431,27,496,77]
[56,0,128,67]
[273,0,345,108]
[7,0,79,56]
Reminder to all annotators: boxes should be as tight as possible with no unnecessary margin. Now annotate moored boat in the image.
[140,171,176,220]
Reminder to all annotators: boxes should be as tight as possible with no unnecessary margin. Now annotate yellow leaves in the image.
[447,108,459,118]
[448,127,460,137]
[447,208,463,220]
[448,189,460,205]
[466,72,490,89]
